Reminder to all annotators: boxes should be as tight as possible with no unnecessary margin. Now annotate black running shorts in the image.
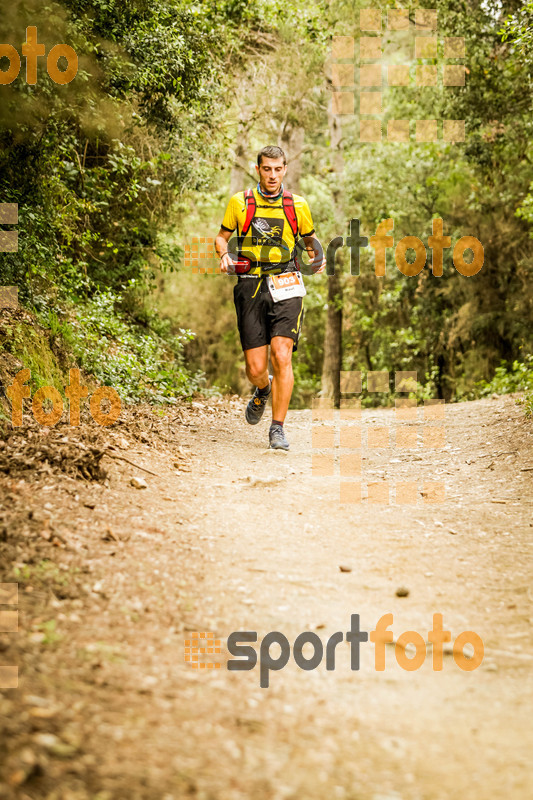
[233,276,305,352]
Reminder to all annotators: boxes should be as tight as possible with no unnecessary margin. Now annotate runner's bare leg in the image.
[244,345,270,390]
[270,336,294,423]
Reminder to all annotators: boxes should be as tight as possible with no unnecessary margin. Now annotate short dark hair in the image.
[257,145,286,167]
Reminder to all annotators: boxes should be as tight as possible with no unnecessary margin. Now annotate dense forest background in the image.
[0,0,532,410]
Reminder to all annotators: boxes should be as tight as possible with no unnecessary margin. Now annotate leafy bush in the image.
[36,286,204,403]
[476,355,533,397]
[475,355,533,417]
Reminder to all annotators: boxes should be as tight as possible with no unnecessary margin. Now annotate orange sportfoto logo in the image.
[184,632,222,669]
[0,27,78,86]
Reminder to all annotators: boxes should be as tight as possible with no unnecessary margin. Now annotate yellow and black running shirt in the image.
[220,188,315,271]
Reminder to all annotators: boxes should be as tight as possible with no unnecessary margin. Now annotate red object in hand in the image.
[228,254,252,274]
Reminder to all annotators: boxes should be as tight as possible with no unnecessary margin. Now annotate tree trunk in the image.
[321,271,343,406]
[281,125,304,194]
[230,128,251,196]
[320,110,344,407]
[230,95,253,195]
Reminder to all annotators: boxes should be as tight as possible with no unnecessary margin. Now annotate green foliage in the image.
[1,0,532,415]
[152,0,533,413]
[0,0,293,400]
[476,355,533,418]
[476,356,533,397]
[523,392,533,418]
[52,287,202,402]
[35,619,63,646]
[500,0,533,62]
[0,318,70,393]
[0,0,231,298]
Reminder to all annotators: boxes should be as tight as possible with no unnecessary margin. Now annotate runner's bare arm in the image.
[215,228,233,273]
[303,234,326,274]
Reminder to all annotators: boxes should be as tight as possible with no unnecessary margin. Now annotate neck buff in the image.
[257,182,284,201]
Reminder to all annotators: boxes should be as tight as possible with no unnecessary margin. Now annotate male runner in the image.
[215,145,325,451]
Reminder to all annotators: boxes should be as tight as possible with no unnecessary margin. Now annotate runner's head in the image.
[256,146,287,196]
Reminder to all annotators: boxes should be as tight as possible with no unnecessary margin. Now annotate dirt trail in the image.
[1,395,532,800]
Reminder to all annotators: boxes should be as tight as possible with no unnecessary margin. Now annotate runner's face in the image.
[256,157,287,194]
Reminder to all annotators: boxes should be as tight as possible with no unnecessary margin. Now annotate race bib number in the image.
[266,272,306,303]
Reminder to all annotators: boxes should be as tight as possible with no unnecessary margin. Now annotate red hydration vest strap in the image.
[241,188,257,235]
[282,190,298,237]
[241,188,299,238]
[237,188,300,274]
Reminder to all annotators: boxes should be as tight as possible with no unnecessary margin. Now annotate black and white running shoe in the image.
[269,423,289,451]
[245,378,271,425]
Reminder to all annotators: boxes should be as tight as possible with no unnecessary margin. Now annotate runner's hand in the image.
[301,236,326,274]
[219,252,234,274]
[312,256,326,274]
